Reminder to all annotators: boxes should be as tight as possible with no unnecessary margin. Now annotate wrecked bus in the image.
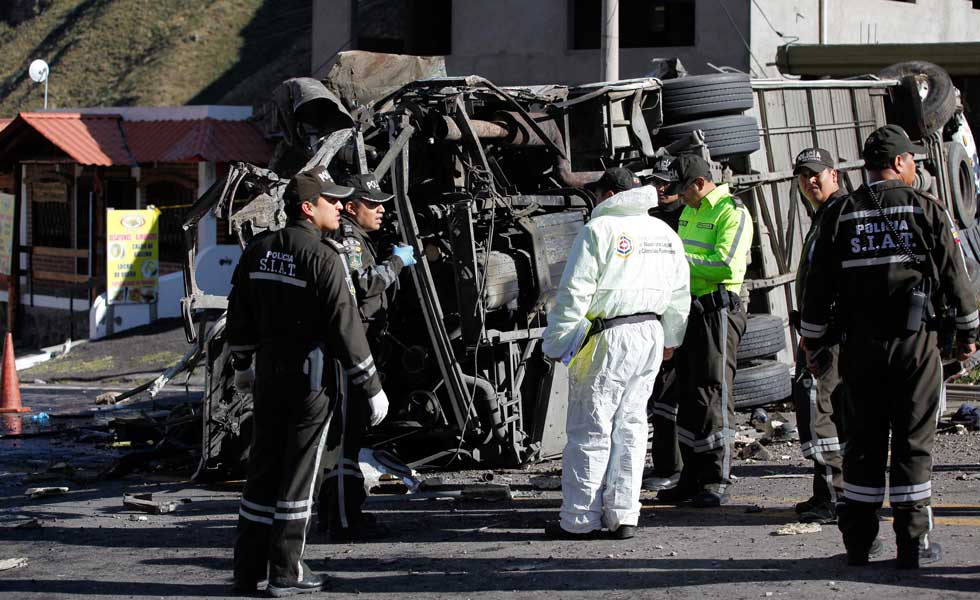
[180,55,979,477]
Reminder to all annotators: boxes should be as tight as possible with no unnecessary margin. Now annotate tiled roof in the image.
[19,112,133,166]
[0,112,271,166]
[123,119,271,163]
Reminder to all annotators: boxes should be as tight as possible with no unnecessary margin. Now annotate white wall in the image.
[751,0,980,78]
[312,0,751,84]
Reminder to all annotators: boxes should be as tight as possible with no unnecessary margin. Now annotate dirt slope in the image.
[0,0,310,116]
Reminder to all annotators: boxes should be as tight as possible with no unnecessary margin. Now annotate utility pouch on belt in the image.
[304,344,325,392]
[904,279,932,336]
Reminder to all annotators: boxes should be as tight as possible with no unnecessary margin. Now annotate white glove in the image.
[233,368,254,396]
[367,389,389,426]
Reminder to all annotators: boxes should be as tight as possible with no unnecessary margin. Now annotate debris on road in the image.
[772,522,822,536]
[24,486,68,498]
[737,441,772,461]
[0,557,28,571]
[95,392,121,405]
[128,514,149,522]
[123,493,179,514]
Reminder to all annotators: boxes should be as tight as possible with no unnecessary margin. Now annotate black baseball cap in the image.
[287,166,354,205]
[650,154,677,183]
[586,167,639,194]
[342,173,394,203]
[793,148,835,175]
[862,124,926,165]
[666,154,712,195]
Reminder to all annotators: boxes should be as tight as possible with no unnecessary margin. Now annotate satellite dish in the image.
[29,59,49,83]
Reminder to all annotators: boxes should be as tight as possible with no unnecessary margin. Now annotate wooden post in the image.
[7,164,22,335]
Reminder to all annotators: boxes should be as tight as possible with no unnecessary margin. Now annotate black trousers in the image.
[233,373,334,583]
[675,299,747,494]
[317,387,369,532]
[649,356,681,478]
[837,328,942,553]
[792,343,844,503]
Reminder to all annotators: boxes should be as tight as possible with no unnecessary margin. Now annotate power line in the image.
[715,0,768,78]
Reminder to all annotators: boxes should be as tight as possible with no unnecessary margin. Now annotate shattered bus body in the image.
[180,55,979,477]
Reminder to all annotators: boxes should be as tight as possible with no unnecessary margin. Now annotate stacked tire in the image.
[654,73,761,159]
[733,314,791,409]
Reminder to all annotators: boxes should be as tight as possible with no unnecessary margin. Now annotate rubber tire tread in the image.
[879,61,956,139]
[655,115,761,158]
[661,73,754,121]
[733,360,792,409]
[736,314,786,360]
[945,141,977,229]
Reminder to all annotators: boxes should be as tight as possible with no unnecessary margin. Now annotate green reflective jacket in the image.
[677,184,753,297]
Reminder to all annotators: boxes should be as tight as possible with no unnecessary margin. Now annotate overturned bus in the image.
[180,55,979,477]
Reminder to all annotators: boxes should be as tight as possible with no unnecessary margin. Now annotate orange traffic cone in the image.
[0,333,29,414]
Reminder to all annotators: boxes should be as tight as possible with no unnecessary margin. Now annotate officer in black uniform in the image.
[318,172,416,541]
[644,154,685,492]
[228,166,389,596]
[801,125,978,568]
[646,154,684,231]
[790,148,847,524]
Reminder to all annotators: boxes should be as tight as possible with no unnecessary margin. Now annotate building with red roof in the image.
[0,106,272,346]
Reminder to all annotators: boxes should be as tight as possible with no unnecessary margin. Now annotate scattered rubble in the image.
[737,441,772,461]
[0,557,28,571]
[772,522,822,536]
[24,486,67,498]
[122,493,179,514]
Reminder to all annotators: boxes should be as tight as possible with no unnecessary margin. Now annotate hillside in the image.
[0,0,311,116]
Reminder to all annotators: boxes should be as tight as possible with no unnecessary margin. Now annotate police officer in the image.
[801,125,978,568]
[790,148,847,524]
[646,154,684,231]
[319,172,417,541]
[228,166,389,596]
[643,154,685,492]
[542,167,690,539]
[332,173,417,341]
[657,154,753,508]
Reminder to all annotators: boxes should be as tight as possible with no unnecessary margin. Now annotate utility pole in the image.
[601,0,619,81]
[819,0,828,44]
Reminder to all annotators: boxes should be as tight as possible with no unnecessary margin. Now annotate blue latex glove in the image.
[392,244,417,267]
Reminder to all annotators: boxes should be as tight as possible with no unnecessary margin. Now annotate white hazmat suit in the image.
[542,185,691,533]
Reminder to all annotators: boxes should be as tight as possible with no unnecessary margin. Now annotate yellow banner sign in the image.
[106,208,160,305]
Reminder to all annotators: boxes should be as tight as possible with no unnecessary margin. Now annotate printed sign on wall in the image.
[106,208,160,305]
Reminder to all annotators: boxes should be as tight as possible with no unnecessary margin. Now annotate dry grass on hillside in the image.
[0,0,311,116]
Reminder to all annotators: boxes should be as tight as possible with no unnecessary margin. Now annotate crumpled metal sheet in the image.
[323,50,447,109]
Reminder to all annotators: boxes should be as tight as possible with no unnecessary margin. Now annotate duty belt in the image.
[584,312,661,347]
[693,289,741,313]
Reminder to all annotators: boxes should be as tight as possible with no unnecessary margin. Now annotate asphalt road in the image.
[0,388,978,599]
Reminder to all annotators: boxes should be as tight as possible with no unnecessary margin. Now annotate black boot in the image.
[799,501,836,524]
[266,563,327,598]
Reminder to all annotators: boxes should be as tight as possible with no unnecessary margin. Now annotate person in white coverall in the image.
[542,167,691,540]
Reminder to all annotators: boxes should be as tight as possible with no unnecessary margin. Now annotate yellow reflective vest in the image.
[677,184,753,297]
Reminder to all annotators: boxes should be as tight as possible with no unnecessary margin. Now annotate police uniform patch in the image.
[343,237,363,270]
[615,234,634,258]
